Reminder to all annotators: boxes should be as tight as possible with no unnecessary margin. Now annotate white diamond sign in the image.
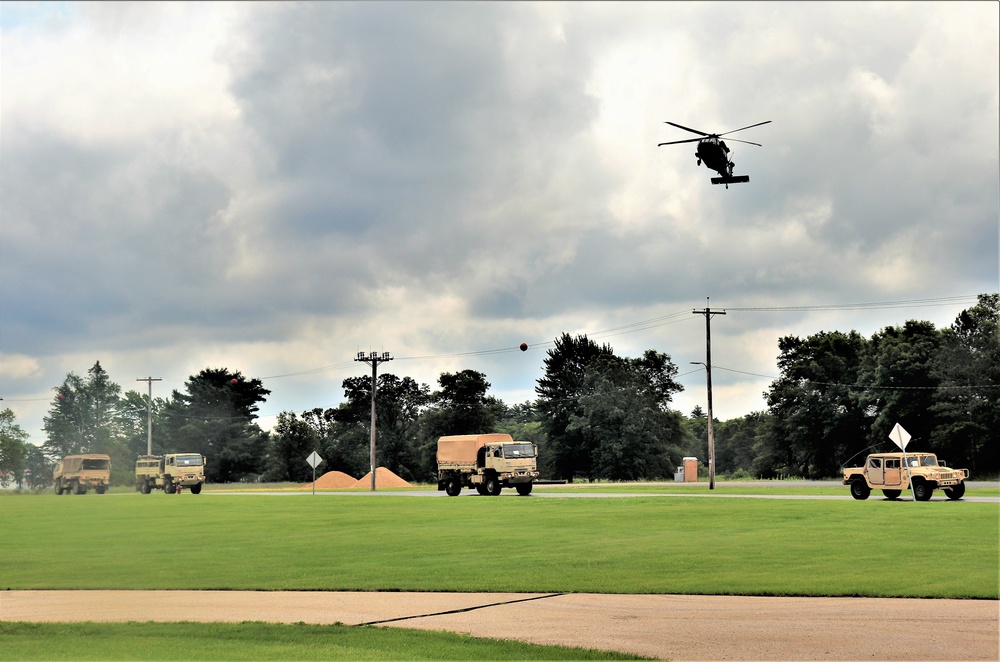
[306,451,323,469]
[889,423,911,451]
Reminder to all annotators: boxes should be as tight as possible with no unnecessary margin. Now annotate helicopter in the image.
[658,120,771,188]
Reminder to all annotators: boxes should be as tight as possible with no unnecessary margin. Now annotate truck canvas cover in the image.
[437,434,513,463]
[62,454,111,472]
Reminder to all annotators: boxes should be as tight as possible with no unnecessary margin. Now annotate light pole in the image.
[136,377,161,455]
[354,351,393,491]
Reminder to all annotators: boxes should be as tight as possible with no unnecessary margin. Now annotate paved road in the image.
[3,591,998,661]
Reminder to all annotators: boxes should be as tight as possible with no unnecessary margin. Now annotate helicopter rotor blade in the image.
[718,120,772,137]
[725,138,764,147]
[664,121,710,137]
[657,137,703,146]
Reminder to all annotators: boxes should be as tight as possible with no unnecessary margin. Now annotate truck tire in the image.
[944,483,965,500]
[515,483,533,496]
[882,489,901,500]
[475,485,488,496]
[95,485,107,494]
[74,481,86,495]
[190,482,203,495]
[445,478,462,497]
[164,479,176,495]
[140,480,151,494]
[485,475,502,496]
[55,480,64,495]
[912,478,933,501]
[850,479,870,500]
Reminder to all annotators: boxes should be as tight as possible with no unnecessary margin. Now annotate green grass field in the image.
[2,491,997,598]
[0,622,645,661]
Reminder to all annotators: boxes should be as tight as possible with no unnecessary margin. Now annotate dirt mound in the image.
[352,467,412,488]
[301,470,357,490]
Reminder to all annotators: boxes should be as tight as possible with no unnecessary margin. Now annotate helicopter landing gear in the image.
[696,159,701,166]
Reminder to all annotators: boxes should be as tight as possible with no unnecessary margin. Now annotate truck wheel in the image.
[850,479,870,500]
[944,483,965,500]
[912,479,932,501]
[475,485,488,496]
[515,483,533,496]
[164,480,176,495]
[190,482,203,495]
[485,476,502,496]
[95,485,107,494]
[55,481,63,495]
[445,478,462,497]
[882,489,901,500]
[140,480,151,494]
[74,482,87,495]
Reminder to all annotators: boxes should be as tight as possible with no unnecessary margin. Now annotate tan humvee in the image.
[135,453,207,494]
[54,454,111,495]
[843,452,969,501]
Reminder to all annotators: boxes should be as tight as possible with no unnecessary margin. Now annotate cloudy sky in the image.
[2,1,997,443]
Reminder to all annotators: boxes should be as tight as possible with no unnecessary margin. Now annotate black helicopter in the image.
[658,120,771,187]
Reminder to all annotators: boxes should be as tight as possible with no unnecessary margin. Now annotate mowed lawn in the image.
[1,492,997,598]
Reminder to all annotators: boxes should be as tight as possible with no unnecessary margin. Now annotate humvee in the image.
[843,452,969,501]
[54,454,111,495]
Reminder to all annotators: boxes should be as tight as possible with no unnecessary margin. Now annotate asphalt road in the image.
[3,591,998,661]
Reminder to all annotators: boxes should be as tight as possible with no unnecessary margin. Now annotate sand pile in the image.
[301,470,357,490]
[351,466,412,488]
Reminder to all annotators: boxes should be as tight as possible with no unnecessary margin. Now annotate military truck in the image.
[135,453,207,494]
[437,433,539,496]
[843,452,969,501]
[54,454,111,495]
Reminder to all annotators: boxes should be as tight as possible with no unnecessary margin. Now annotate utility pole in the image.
[136,377,162,455]
[354,351,393,491]
[693,300,726,490]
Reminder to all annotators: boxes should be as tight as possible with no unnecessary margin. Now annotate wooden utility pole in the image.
[354,351,393,491]
[693,301,726,489]
[136,377,162,455]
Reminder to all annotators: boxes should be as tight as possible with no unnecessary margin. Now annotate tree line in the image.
[2,293,996,488]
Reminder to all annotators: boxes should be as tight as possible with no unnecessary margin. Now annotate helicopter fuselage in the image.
[695,137,733,178]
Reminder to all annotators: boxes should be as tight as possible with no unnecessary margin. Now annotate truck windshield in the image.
[175,455,203,467]
[503,444,535,459]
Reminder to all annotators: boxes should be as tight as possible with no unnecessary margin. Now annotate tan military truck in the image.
[135,453,207,494]
[843,451,969,501]
[437,433,539,496]
[54,454,111,495]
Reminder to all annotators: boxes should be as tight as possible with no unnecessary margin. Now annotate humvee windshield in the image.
[503,444,535,459]
[81,459,109,470]
[918,455,938,467]
[175,455,204,467]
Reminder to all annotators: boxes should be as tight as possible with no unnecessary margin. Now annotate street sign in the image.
[889,423,911,451]
[306,451,323,469]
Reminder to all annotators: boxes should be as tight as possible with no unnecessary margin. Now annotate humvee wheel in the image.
[850,479,870,500]
[190,482,203,495]
[882,489,901,500]
[485,475,502,496]
[912,479,933,501]
[445,478,462,497]
[944,483,965,500]
[516,483,533,496]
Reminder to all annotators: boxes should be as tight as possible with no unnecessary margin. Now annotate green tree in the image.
[715,412,768,476]
[857,320,942,451]
[42,362,123,460]
[0,408,30,488]
[536,333,616,481]
[159,368,271,483]
[930,293,1000,474]
[759,331,871,478]
[265,411,321,483]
